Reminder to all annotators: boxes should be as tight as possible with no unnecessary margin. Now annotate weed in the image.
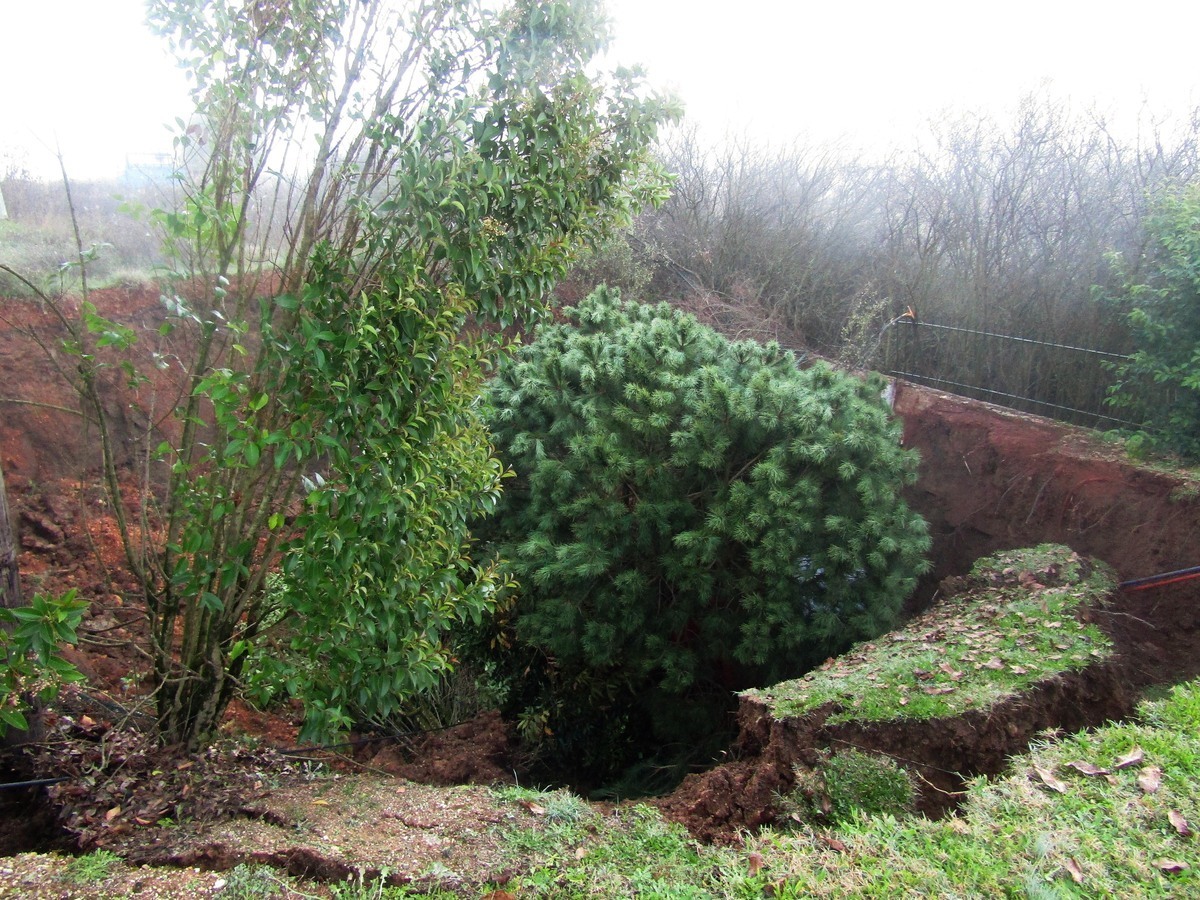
[787,750,916,825]
[326,868,453,899]
[1169,481,1200,503]
[62,849,121,884]
[219,863,286,899]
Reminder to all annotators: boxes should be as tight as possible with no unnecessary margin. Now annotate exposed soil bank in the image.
[657,659,1133,842]
[894,381,1200,689]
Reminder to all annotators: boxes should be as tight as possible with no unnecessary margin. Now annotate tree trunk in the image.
[0,461,20,610]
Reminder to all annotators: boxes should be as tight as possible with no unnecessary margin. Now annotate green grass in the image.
[493,788,767,898]
[484,680,1200,897]
[0,216,160,299]
[61,849,122,884]
[786,749,917,826]
[749,545,1114,724]
[753,678,1200,897]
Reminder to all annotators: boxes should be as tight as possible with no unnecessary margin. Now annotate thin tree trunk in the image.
[0,461,20,610]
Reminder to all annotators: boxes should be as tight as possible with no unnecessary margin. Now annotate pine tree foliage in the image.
[482,288,930,739]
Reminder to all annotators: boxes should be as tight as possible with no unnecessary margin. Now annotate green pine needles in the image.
[480,288,930,779]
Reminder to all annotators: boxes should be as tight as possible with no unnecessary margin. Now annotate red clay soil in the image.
[894,382,1200,688]
[362,711,516,786]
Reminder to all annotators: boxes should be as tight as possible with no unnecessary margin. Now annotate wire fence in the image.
[876,316,1149,431]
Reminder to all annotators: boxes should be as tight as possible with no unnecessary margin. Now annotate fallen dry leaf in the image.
[1138,766,1163,794]
[1156,859,1188,874]
[311,799,330,806]
[747,851,764,877]
[1066,761,1110,777]
[1113,746,1144,769]
[518,799,547,816]
[938,662,964,680]
[1168,810,1191,837]
[1063,857,1085,884]
[480,892,517,900]
[574,845,589,860]
[982,657,1004,670]
[104,806,121,822]
[1033,764,1068,793]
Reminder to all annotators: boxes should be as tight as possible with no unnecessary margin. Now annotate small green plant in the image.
[62,849,122,884]
[218,863,288,899]
[0,589,87,734]
[789,750,917,825]
[1169,481,1200,503]
[328,868,441,900]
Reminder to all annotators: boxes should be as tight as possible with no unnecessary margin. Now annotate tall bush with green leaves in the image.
[479,288,929,777]
[18,0,674,749]
[1103,181,1200,461]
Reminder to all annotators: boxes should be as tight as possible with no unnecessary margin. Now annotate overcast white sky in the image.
[2,0,1199,179]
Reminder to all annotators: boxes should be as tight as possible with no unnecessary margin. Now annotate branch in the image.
[0,397,85,418]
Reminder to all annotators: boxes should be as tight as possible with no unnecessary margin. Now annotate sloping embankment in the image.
[893,380,1200,689]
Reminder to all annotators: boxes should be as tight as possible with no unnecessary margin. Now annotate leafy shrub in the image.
[788,750,916,824]
[1103,181,1200,461]
[478,288,930,781]
[0,589,87,735]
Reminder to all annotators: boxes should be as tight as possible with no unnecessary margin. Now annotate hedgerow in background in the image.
[478,288,929,780]
[15,0,675,749]
[1102,181,1200,461]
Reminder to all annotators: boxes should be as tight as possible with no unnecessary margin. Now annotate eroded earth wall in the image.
[893,379,1200,687]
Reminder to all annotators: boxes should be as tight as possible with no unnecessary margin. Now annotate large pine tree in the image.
[479,288,930,779]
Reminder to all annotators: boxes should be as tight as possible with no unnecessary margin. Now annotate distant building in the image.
[123,152,174,188]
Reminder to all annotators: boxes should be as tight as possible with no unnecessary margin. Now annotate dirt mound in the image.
[364,711,517,786]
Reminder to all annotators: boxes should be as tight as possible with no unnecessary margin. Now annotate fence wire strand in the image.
[881,317,1147,431]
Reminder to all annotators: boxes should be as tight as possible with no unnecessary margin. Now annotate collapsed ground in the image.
[1,286,1199,883]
